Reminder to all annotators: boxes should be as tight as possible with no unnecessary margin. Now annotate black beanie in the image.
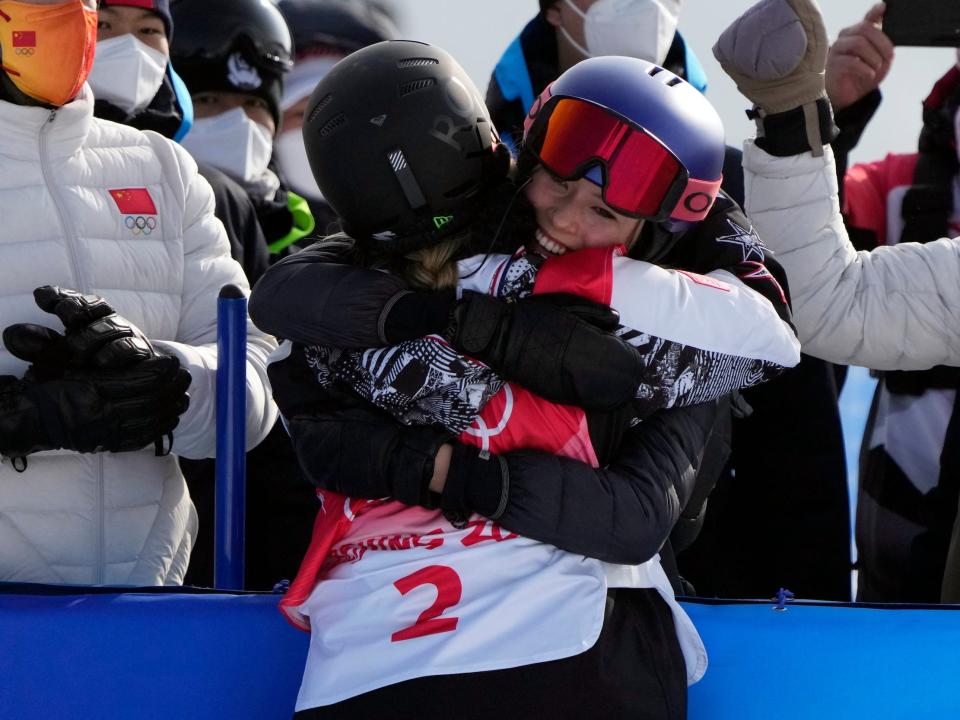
[175,40,284,129]
[100,0,173,41]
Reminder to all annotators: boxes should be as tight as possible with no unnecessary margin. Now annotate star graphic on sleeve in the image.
[716,219,766,262]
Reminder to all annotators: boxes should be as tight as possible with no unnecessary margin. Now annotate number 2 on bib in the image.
[391,565,462,642]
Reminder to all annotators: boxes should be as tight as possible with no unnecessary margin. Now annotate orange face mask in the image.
[0,0,97,107]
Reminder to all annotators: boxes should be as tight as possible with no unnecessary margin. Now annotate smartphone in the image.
[883,0,960,46]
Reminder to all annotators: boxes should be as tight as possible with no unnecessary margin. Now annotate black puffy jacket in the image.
[268,340,725,565]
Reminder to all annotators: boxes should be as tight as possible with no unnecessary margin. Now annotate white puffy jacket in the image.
[0,88,278,586]
[744,140,960,370]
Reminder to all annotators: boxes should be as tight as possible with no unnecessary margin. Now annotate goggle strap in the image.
[672,176,723,222]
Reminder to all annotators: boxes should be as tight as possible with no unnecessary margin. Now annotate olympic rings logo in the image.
[14,48,34,56]
[124,215,157,235]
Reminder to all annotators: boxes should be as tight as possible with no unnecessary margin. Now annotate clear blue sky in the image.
[387,0,956,167]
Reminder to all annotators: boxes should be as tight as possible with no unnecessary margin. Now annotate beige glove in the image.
[713,0,828,155]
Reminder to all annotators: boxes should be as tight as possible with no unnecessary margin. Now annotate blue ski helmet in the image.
[523,55,725,223]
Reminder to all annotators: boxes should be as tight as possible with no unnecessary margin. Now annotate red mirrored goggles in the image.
[525,97,721,222]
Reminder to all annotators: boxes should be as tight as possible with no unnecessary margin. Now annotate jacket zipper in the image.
[39,111,86,289]
[39,110,105,582]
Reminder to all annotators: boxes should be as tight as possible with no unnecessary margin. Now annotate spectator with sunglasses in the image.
[251,41,798,718]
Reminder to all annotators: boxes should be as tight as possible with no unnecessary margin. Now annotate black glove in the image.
[287,406,454,506]
[1,286,191,457]
[3,286,154,373]
[445,291,641,411]
[0,356,190,457]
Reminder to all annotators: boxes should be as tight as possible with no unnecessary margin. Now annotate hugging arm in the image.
[249,243,412,349]
[280,361,723,566]
[251,244,644,410]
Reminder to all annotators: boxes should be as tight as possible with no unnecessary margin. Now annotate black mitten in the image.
[287,406,453,506]
[446,290,640,411]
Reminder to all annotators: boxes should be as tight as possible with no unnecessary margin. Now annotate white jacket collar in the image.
[0,84,93,161]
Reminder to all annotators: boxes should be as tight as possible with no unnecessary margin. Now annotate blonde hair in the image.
[316,230,465,291]
[398,236,463,290]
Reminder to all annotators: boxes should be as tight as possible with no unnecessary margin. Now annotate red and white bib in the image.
[282,245,740,709]
[291,497,607,709]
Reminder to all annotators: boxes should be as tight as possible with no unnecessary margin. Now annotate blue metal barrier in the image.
[1,587,958,719]
[3,289,947,718]
[215,285,248,590]
[0,586,306,720]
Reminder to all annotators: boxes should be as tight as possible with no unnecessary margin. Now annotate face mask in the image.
[561,0,682,65]
[273,129,324,201]
[88,34,167,115]
[0,0,97,106]
[181,107,274,184]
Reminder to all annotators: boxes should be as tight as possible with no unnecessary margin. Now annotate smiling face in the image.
[524,166,643,257]
[97,5,168,57]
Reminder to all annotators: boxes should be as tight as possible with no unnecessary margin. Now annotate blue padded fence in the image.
[2,586,959,719]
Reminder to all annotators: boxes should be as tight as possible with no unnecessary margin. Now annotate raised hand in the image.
[825,3,893,112]
[713,0,829,153]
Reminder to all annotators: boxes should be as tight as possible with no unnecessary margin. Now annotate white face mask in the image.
[561,0,683,65]
[88,34,168,115]
[273,129,324,201]
[181,107,274,184]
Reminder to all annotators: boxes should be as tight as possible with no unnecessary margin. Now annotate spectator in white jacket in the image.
[715,0,960,371]
[0,0,277,586]
[714,0,960,602]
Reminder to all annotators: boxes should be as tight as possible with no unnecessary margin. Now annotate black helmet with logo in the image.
[170,0,293,128]
[303,40,510,254]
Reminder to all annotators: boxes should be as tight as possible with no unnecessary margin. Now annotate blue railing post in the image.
[214,284,247,590]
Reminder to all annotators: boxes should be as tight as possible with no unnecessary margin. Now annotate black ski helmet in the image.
[277,0,399,58]
[303,40,510,254]
[169,0,293,128]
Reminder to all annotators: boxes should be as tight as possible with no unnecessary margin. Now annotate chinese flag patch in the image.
[12,31,36,48]
[109,188,157,215]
